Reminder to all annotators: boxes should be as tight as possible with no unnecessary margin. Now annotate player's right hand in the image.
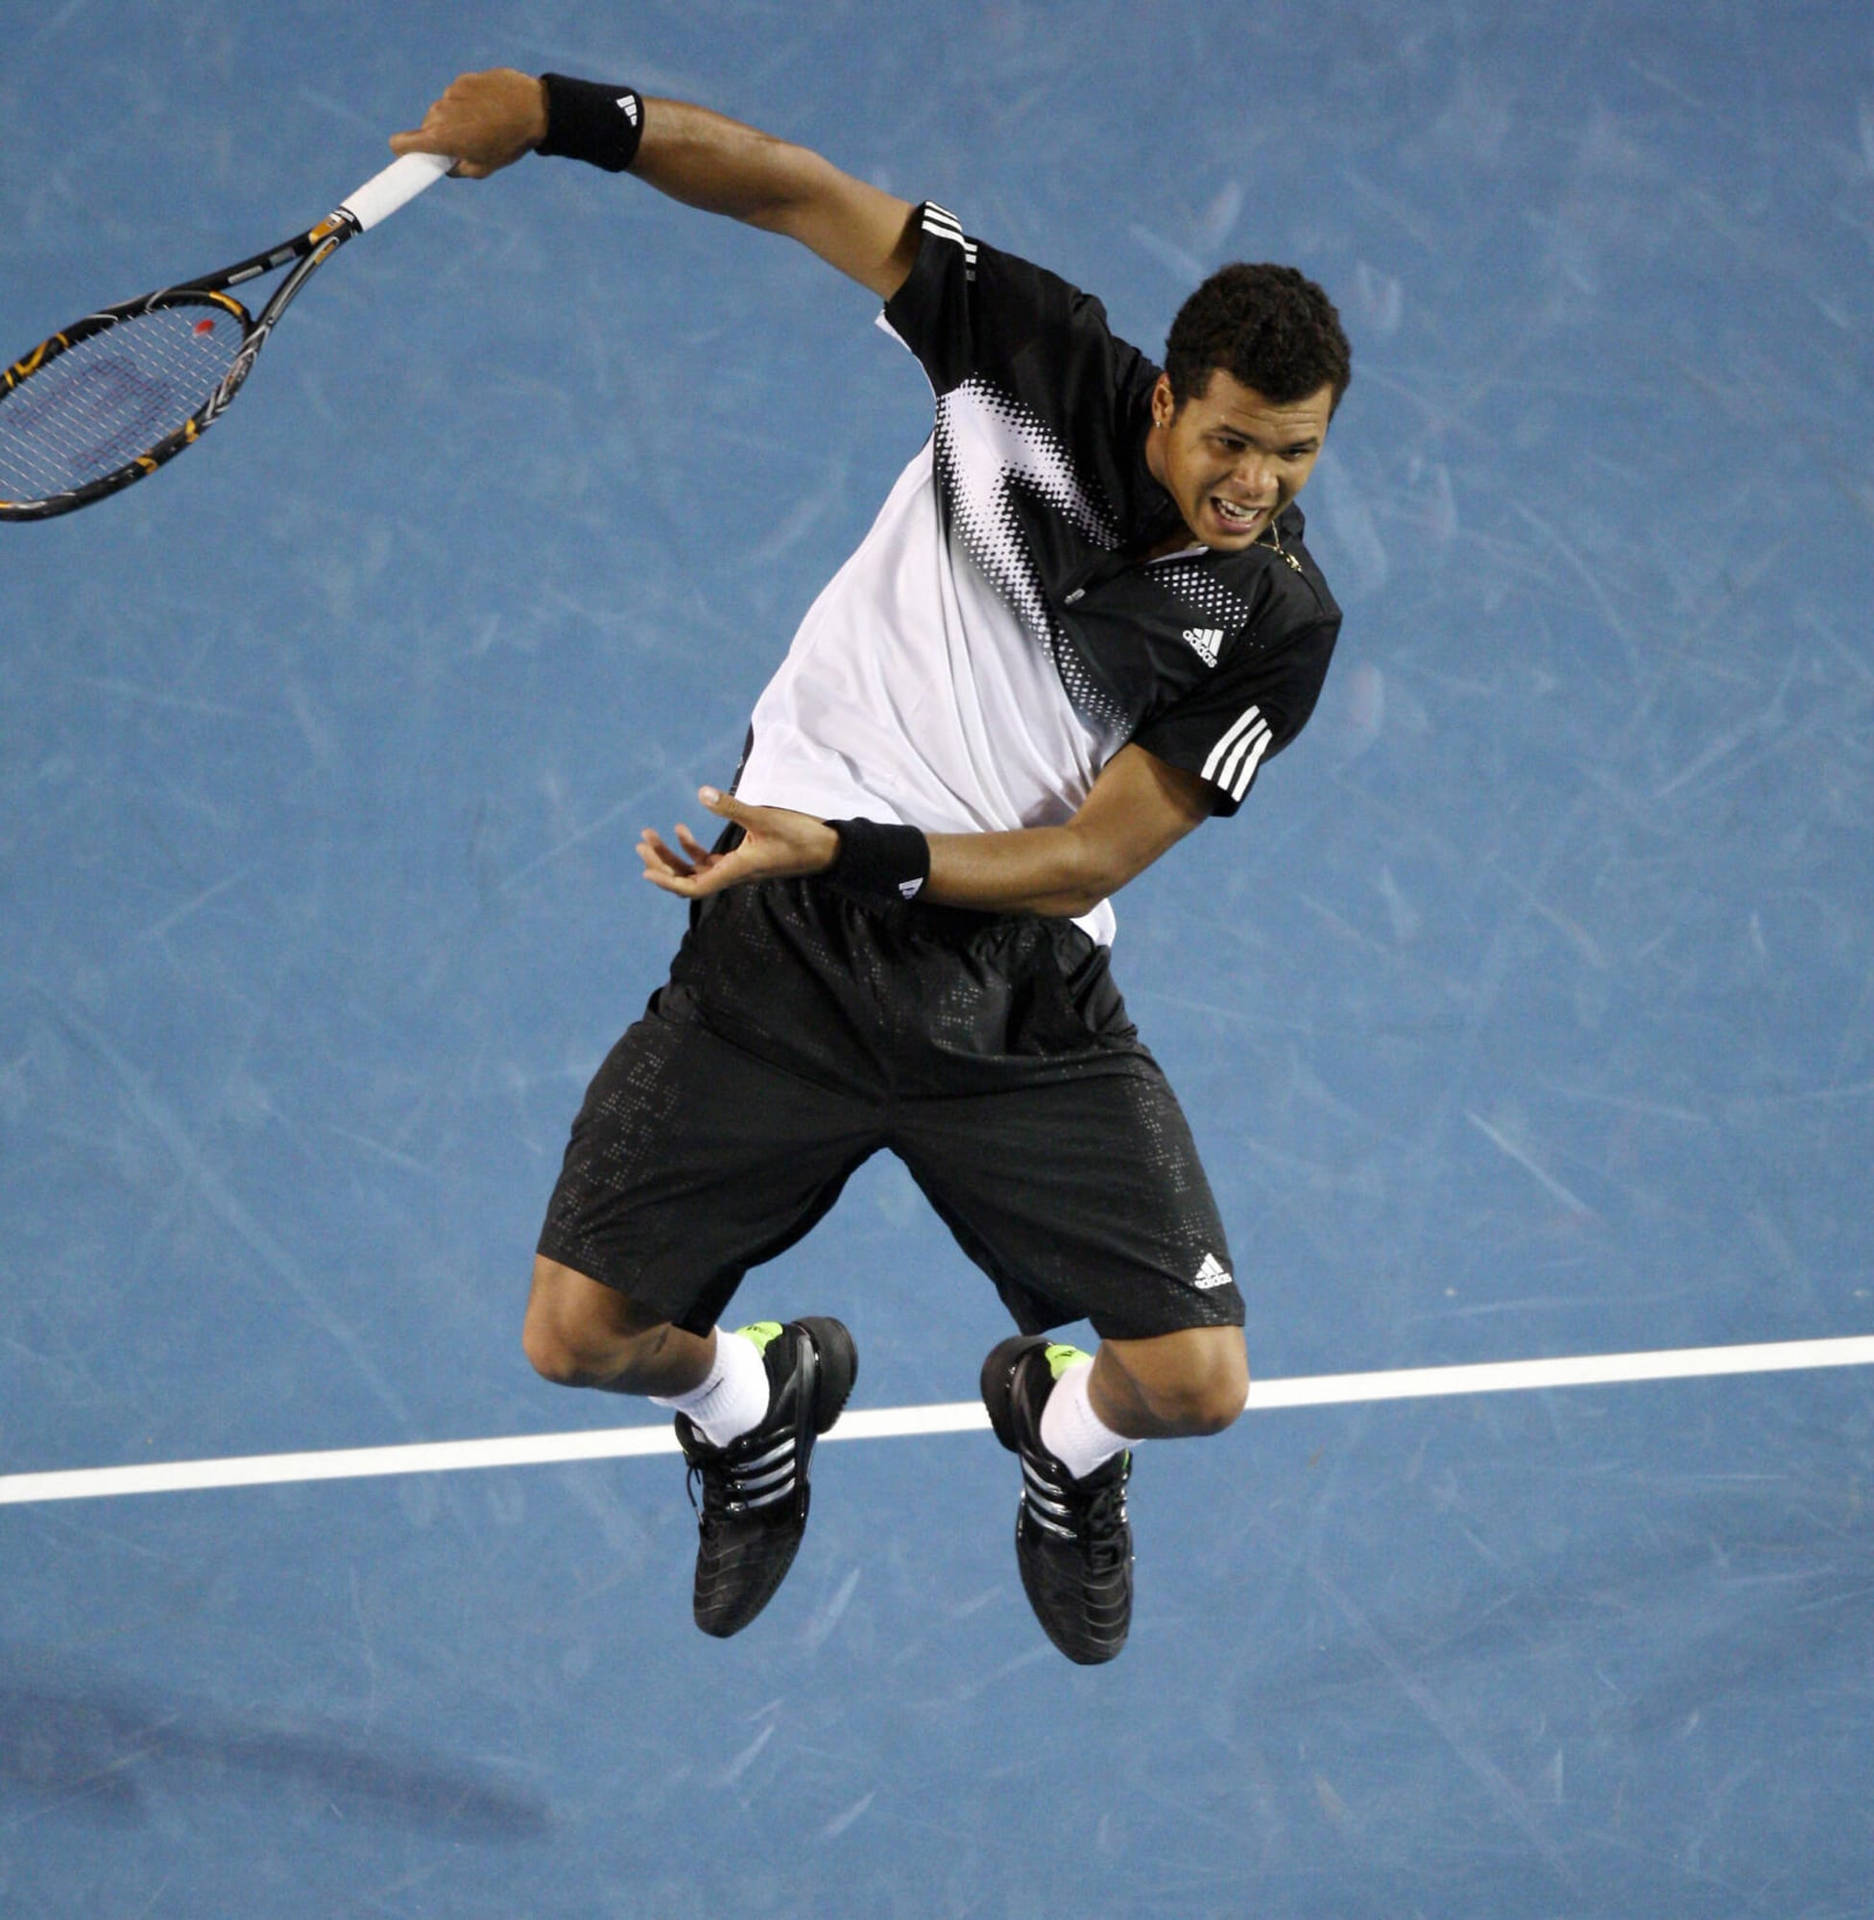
[391,68,549,179]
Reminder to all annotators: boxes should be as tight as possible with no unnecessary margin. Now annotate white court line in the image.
[2,1334,1871,1509]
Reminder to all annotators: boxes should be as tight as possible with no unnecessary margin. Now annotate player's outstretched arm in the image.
[637,747,1215,916]
[391,68,920,299]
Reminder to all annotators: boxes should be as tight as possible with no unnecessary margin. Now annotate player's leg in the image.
[977,1325,1247,1667]
[894,965,1245,1665]
[534,992,876,1636]
[1083,1323,1249,1439]
[965,1242,1243,1665]
[975,1321,1250,1630]
[523,1254,717,1397]
[898,1040,1247,1438]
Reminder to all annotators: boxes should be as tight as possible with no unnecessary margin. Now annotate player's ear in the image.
[1150,373,1176,430]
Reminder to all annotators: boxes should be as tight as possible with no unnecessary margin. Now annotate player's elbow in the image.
[739,144,844,235]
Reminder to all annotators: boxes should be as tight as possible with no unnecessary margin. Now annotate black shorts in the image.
[536,879,1245,1342]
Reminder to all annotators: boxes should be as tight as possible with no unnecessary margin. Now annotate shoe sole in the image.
[980,1333,1049,1453]
[792,1316,859,1438]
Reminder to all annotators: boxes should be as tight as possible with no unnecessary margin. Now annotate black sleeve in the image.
[880,202,1120,402]
[1130,615,1340,817]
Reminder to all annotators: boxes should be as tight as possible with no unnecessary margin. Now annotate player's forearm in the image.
[916,747,1214,917]
[390,69,818,213]
[393,70,916,295]
[633,98,916,296]
[921,827,1119,919]
[643,750,1211,911]
[632,99,832,231]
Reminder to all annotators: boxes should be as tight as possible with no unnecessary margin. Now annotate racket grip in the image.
[338,151,454,232]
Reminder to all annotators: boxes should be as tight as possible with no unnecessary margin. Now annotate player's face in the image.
[1146,370,1335,550]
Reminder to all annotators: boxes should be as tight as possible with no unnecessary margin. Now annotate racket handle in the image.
[338,151,454,232]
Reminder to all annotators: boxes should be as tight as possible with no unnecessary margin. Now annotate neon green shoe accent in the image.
[734,1321,785,1354]
[1044,1342,1091,1381]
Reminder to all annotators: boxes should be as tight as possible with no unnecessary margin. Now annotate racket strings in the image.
[0,307,243,501]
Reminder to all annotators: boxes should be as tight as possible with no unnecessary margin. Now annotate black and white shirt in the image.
[735,203,1341,943]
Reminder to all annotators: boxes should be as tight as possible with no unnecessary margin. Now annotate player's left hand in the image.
[637,788,840,898]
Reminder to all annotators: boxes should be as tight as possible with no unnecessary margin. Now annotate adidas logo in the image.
[898,876,925,901]
[1193,1253,1233,1291]
[617,95,641,125]
[1181,627,1223,667]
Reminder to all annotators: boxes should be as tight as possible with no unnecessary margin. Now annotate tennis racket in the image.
[0,150,453,523]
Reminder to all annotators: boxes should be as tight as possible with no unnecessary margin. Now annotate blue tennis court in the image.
[4,3,1873,1914]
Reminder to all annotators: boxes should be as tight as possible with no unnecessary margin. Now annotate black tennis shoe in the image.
[674,1317,857,1638]
[980,1334,1133,1665]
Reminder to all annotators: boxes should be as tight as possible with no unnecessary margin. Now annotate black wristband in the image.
[537,74,645,173]
[824,819,931,905]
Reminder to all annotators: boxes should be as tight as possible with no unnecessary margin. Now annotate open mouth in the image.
[1211,496,1265,533]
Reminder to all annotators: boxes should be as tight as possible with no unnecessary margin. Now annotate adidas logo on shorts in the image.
[1181,627,1223,667]
[1193,1253,1233,1290]
[617,95,641,125]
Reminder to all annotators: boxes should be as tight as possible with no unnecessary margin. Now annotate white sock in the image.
[1040,1357,1133,1480]
[651,1327,771,1448]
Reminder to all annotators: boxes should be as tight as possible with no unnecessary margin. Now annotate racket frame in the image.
[0,153,448,522]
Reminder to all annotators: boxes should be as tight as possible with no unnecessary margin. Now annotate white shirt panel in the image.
[735,441,1121,945]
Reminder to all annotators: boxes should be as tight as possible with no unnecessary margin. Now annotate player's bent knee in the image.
[522,1308,678,1390]
[1105,1325,1248,1436]
[522,1255,673,1389]
[520,1316,588,1387]
[1193,1328,1251,1432]
[1187,1379,1248,1435]
[1167,1348,1248,1435]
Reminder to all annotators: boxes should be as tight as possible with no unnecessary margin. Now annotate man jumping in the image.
[393,66,1349,1664]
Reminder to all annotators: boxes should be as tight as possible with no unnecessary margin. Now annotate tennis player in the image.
[393,68,1349,1663]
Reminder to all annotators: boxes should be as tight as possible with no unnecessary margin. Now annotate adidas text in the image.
[1182,627,1223,667]
[1193,1253,1233,1290]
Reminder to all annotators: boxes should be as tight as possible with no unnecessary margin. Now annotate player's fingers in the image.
[636,829,692,876]
[389,124,471,171]
[664,817,714,864]
[642,853,734,898]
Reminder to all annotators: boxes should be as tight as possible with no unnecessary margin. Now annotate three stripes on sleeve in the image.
[1201,704,1272,804]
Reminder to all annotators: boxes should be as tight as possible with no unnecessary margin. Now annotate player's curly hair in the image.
[1165,263,1351,414]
